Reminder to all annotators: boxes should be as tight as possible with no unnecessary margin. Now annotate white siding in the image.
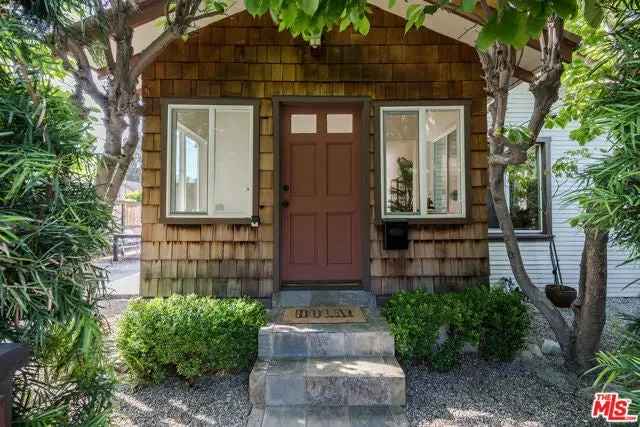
[489,84,640,297]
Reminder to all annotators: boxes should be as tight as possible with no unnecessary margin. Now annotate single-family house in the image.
[135,1,579,303]
[126,2,585,424]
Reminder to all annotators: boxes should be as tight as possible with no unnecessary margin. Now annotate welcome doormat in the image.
[279,305,367,324]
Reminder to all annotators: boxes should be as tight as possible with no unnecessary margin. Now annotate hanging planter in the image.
[545,284,577,308]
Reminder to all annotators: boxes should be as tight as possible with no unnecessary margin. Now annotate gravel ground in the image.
[406,355,603,426]
[110,375,251,426]
[101,297,638,426]
[530,297,640,353]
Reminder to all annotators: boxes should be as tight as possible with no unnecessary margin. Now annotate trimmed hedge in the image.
[382,286,529,371]
[116,295,267,383]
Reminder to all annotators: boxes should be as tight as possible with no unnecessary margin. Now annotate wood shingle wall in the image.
[140,6,489,298]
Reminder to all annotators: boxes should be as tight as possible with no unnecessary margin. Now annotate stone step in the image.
[247,405,409,427]
[259,310,395,359]
[249,357,405,407]
[273,289,376,309]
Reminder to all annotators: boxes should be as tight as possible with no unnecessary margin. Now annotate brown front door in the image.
[281,103,362,283]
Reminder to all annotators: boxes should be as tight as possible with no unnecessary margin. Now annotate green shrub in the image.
[431,335,464,372]
[477,289,530,361]
[116,295,268,383]
[382,286,530,370]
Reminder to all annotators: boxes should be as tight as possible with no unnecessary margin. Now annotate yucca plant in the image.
[0,10,115,425]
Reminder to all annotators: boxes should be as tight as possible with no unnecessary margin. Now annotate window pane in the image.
[291,114,317,134]
[383,111,419,214]
[487,146,544,232]
[506,147,541,230]
[213,109,252,215]
[426,110,463,215]
[327,114,353,133]
[170,109,209,214]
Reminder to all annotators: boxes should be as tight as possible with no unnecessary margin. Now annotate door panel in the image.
[281,104,362,283]
[326,143,352,196]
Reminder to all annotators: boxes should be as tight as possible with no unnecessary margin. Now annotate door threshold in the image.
[281,282,363,291]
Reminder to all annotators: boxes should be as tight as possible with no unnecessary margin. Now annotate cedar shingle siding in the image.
[140,7,489,298]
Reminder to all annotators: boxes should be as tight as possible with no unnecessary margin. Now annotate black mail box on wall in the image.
[383,221,409,250]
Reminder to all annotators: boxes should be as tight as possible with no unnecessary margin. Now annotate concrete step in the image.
[247,405,408,427]
[249,357,405,407]
[259,310,395,359]
[273,289,376,309]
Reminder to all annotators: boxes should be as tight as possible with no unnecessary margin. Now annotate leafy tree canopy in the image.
[245,0,603,49]
[554,0,640,262]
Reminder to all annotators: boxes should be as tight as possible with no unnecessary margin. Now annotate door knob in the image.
[281,200,289,208]
[283,184,290,191]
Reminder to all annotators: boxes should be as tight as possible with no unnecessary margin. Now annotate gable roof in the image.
[126,0,579,83]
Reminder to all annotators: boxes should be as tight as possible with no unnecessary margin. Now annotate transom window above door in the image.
[377,103,469,221]
[161,99,259,224]
[290,112,355,134]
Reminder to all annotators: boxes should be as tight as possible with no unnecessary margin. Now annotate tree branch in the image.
[64,38,108,110]
[528,17,564,145]
[128,27,180,80]
[128,3,224,80]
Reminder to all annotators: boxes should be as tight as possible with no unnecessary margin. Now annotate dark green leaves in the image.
[404,2,442,33]
[553,0,578,19]
[300,0,320,16]
[474,0,580,50]
[584,0,604,28]
[476,10,529,50]
[244,0,370,42]
[245,0,270,16]
[461,0,477,13]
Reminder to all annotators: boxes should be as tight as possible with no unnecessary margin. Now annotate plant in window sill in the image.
[388,157,415,213]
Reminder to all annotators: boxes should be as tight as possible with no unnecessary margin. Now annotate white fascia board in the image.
[129,0,541,76]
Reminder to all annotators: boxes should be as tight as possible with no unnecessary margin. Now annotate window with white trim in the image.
[379,105,467,220]
[488,142,549,235]
[166,103,255,220]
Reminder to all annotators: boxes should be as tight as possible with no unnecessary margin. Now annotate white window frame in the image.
[488,143,545,235]
[379,105,467,220]
[165,103,255,220]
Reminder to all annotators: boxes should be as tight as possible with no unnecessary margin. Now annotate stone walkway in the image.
[247,290,409,426]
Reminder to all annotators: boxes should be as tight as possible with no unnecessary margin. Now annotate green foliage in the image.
[592,315,640,414]
[12,318,115,426]
[123,190,142,202]
[116,295,268,383]
[0,6,115,423]
[0,48,114,427]
[555,0,640,263]
[431,334,464,372]
[245,0,597,49]
[477,289,530,361]
[244,0,371,41]
[382,287,530,370]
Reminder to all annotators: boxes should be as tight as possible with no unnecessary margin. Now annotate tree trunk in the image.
[488,162,573,355]
[95,95,140,206]
[571,227,609,372]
